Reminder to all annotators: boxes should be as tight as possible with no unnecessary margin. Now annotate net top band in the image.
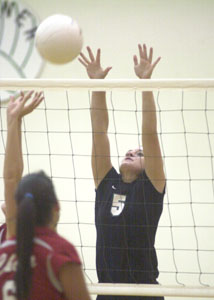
[1,79,214,90]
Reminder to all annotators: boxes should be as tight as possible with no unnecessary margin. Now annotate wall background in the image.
[26,0,214,79]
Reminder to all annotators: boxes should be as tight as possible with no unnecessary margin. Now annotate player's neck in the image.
[121,171,138,183]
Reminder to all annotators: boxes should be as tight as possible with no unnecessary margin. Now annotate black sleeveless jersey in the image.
[95,167,165,300]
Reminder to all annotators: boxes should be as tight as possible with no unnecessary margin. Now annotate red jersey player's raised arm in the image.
[0,92,91,300]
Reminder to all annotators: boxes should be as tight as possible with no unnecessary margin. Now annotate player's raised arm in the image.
[3,91,44,238]
[133,44,165,193]
[79,47,112,188]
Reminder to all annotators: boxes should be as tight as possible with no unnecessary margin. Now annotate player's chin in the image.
[120,161,134,172]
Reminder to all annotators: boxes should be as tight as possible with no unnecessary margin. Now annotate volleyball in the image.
[35,14,83,64]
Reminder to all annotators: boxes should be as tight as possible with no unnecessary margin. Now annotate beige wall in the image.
[24,0,214,79]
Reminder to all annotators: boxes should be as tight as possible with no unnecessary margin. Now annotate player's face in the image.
[51,202,60,231]
[120,148,145,175]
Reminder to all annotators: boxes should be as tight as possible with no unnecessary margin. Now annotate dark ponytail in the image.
[15,194,36,300]
[14,171,58,300]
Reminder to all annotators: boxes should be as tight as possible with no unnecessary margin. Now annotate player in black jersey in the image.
[79,44,166,300]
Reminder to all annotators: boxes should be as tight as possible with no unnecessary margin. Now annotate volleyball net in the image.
[0,79,214,299]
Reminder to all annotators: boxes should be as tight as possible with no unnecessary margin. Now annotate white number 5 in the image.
[2,280,16,299]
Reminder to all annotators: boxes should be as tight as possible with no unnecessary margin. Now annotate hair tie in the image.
[24,193,34,199]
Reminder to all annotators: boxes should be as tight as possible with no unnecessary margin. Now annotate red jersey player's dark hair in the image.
[14,171,58,300]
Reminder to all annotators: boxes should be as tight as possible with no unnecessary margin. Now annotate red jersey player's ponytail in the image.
[14,171,58,300]
[15,194,36,299]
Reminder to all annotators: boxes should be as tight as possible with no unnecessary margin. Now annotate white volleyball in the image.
[35,14,83,64]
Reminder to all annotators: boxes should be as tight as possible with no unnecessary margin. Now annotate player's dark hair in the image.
[14,171,58,300]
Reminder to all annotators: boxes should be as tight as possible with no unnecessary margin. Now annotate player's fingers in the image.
[138,44,144,59]
[78,57,88,68]
[143,44,148,60]
[103,66,112,77]
[22,91,34,104]
[148,47,153,63]
[16,91,25,102]
[33,96,44,109]
[9,95,15,103]
[79,52,90,64]
[32,91,43,104]
[34,91,43,99]
[87,46,95,62]
[28,92,44,110]
[96,48,101,65]
[133,55,138,66]
[151,56,161,71]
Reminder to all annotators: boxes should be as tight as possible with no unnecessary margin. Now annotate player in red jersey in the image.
[0,92,91,300]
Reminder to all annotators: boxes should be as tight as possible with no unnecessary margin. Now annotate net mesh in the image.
[0,81,214,298]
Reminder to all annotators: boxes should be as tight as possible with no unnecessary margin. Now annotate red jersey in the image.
[0,223,7,244]
[0,227,81,300]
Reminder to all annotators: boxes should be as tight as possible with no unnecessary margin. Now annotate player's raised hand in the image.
[7,91,44,124]
[133,44,161,79]
[79,46,112,79]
